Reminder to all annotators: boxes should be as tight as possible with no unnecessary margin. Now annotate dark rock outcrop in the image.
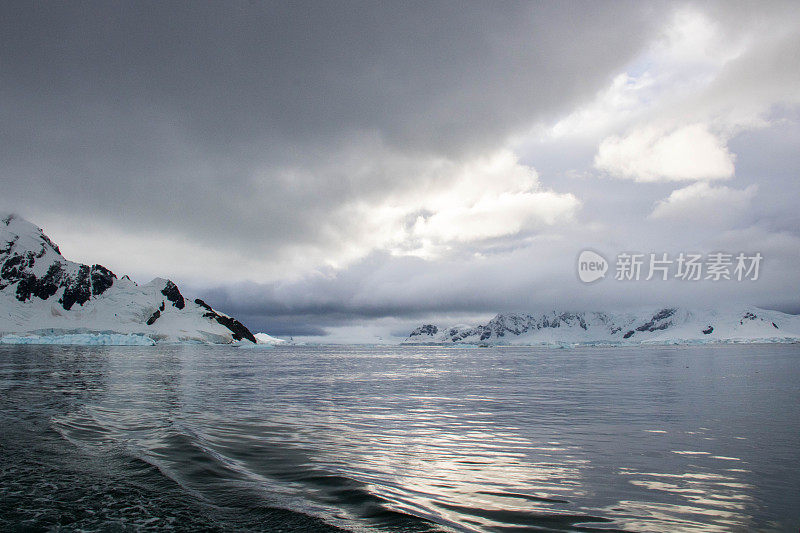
[1,254,31,284]
[409,324,438,337]
[635,308,676,332]
[146,310,161,325]
[194,299,256,343]
[15,262,64,302]
[60,265,92,310]
[161,280,185,309]
[194,298,213,311]
[91,265,116,296]
[1,223,115,308]
[203,311,256,343]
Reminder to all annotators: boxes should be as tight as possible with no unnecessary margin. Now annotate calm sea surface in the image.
[0,344,798,532]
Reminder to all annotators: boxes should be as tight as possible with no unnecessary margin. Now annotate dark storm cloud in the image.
[2,1,657,149]
[0,0,661,253]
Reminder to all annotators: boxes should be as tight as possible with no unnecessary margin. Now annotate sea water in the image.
[1,344,798,532]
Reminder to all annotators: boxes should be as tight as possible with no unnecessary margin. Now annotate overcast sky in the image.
[2,1,799,339]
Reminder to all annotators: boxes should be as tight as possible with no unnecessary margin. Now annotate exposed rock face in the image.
[0,213,257,344]
[633,308,676,334]
[409,324,438,338]
[60,265,92,310]
[161,280,185,309]
[194,298,213,311]
[146,310,161,325]
[1,215,119,311]
[15,263,63,302]
[194,299,256,343]
[91,265,116,296]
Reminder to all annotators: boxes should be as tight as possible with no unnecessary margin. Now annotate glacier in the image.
[0,333,156,346]
[403,307,800,347]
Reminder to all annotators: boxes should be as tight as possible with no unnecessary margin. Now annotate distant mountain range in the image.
[0,213,256,344]
[403,307,800,346]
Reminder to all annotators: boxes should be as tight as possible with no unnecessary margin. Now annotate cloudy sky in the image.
[2,1,799,340]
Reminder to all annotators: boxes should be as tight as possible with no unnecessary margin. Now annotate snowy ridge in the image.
[0,213,256,344]
[403,307,800,346]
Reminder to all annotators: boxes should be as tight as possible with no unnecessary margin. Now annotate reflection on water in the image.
[1,344,799,532]
[615,468,754,532]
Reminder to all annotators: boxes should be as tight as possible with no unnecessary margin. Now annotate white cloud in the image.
[537,8,744,145]
[649,182,757,226]
[595,123,736,182]
[530,5,799,185]
[35,149,580,282]
[379,150,580,258]
[409,190,577,244]
[578,8,749,183]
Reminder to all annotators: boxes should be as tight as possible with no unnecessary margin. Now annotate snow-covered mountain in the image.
[403,307,800,346]
[0,213,256,344]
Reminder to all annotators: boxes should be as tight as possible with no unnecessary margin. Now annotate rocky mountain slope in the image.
[0,213,255,344]
[404,307,800,346]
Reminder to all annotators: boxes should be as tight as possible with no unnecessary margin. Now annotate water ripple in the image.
[2,343,799,531]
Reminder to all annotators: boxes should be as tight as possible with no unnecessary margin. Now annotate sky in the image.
[2,1,799,340]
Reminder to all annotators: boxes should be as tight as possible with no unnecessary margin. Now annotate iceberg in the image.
[254,332,287,345]
[234,333,288,348]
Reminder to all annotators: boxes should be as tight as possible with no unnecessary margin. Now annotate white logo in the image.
[577,250,608,283]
